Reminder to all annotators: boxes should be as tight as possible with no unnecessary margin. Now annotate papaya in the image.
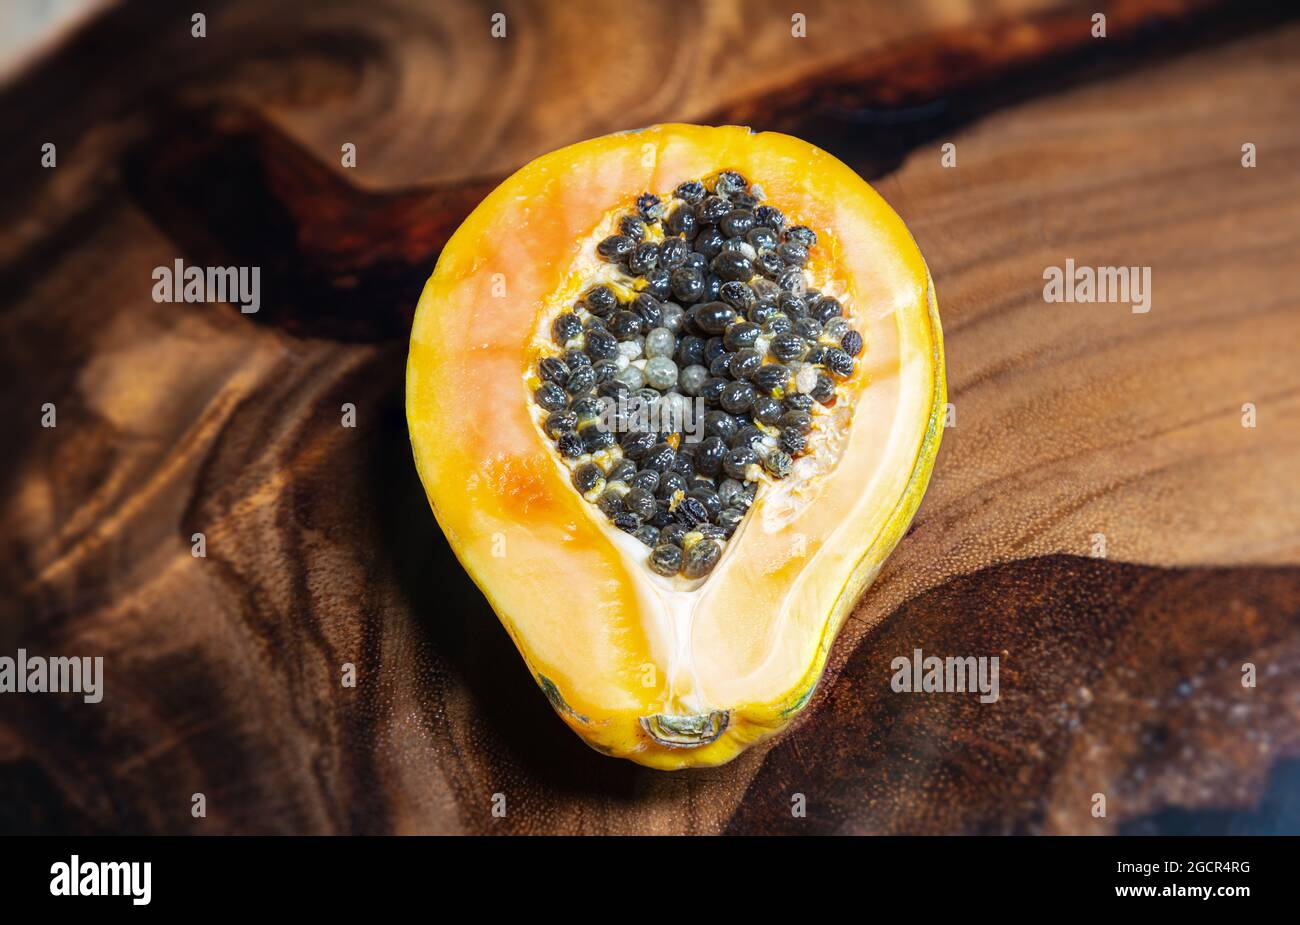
[407,124,945,769]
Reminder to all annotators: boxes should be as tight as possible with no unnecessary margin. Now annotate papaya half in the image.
[407,124,944,769]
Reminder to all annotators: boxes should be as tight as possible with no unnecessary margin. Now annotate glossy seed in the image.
[643,442,676,472]
[597,234,635,262]
[573,462,604,494]
[727,349,762,381]
[674,336,702,368]
[656,470,688,501]
[682,537,723,579]
[620,215,647,242]
[591,360,618,385]
[628,241,659,275]
[675,496,710,526]
[637,193,664,221]
[716,507,745,536]
[690,302,737,334]
[811,297,843,323]
[696,195,730,223]
[620,431,655,460]
[762,448,793,478]
[723,321,761,351]
[545,410,578,437]
[752,363,790,396]
[642,269,672,301]
[554,312,582,342]
[608,310,641,340]
[728,488,754,513]
[535,382,567,411]
[582,427,616,453]
[730,425,763,451]
[751,395,782,424]
[634,297,665,333]
[746,227,778,251]
[811,372,836,404]
[628,468,659,492]
[723,445,758,480]
[539,357,570,384]
[611,512,641,533]
[658,237,690,270]
[633,525,660,548]
[841,329,863,356]
[609,458,637,483]
[624,487,657,521]
[688,487,723,519]
[665,206,698,239]
[694,435,726,476]
[794,317,823,340]
[597,486,626,517]
[673,180,705,202]
[754,250,783,279]
[714,171,748,198]
[678,364,708,395]
[670,267,705,303]
[660,523,689,547]
[825,348,855,378]
[711,251,753,282]
[703,410,738,441]
[556,431,583,458]
[571,396,602,419]
[585,329,619,361]
[644,327,674,358]
[650,543,683,576]
[644,357,679,390]
[565,364,596,395]
[718,281,756,311]
[719,209,755,238]
[777,241,809,266]
[754,205,783,228]
[696,524,727,542]
[770,332,807,362]
[780,429,807,456]
[700,377,728,404]
[565,349,592,369]
[783,225,816,248]
[778,410,812,434]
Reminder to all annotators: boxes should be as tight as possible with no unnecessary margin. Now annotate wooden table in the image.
[2,0,1297,834]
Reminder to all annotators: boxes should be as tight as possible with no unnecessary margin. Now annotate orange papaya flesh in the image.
[407,124,945,769]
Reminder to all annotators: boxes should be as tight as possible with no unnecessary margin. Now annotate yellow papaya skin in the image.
[407,125,945,769]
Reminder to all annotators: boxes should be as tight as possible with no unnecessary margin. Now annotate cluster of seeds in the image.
[532,171,865,579]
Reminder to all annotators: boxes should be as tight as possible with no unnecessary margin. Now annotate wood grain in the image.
[1,0,1298,834]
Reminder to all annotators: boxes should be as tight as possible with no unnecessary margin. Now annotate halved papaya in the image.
[407,124,944,769]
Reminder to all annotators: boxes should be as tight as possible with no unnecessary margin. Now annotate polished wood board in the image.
[1,0,1297,834]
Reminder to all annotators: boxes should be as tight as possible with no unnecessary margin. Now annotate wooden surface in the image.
[1,0,1298,834]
